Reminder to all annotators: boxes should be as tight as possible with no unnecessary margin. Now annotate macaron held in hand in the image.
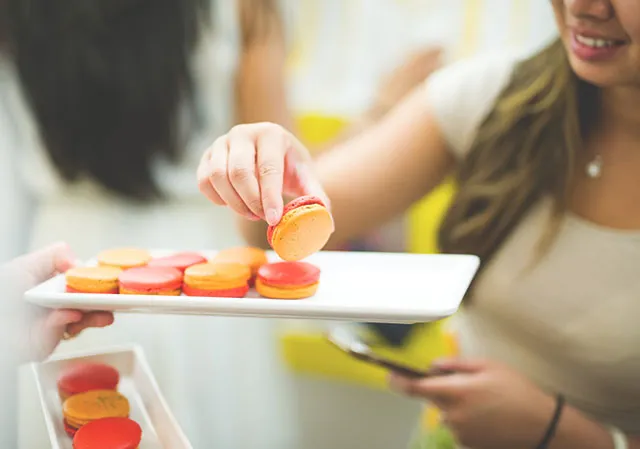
[267,196,333,261]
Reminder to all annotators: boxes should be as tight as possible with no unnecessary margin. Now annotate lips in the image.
[570,30,627,62]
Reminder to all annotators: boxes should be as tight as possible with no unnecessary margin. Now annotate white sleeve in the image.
[425,52,518,159]
[0,65,33,264]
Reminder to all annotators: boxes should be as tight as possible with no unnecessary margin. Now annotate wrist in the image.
[548,403,613,449]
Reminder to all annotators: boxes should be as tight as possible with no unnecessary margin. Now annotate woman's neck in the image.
[600,85,640,138]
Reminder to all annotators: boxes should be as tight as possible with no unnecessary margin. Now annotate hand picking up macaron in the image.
[267,196,333,261]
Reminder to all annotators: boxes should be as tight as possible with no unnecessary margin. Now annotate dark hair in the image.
[438,39,600,275]
[2,0,210,200]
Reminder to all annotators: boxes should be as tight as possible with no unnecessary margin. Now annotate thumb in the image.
[14,242,76,283]
[431,358,487,373]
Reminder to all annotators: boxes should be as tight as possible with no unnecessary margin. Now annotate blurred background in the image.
[1,1,557,448]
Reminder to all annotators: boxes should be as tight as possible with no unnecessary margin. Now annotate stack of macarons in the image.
[56,362,141,442]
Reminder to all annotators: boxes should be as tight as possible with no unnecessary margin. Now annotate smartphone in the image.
[326,325,453,379]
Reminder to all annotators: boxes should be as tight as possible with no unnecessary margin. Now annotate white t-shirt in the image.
[425,53,640,433]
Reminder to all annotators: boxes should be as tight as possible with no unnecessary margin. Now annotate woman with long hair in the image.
[199,1,640,447]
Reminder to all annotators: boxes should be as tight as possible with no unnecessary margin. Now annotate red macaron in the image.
[147,252,208,273]
[57,362,120,401]
[119,266,183,295]
[255,261,321,299]
[72,417,142,449]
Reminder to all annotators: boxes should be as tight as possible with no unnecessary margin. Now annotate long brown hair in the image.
[438,39,600,272]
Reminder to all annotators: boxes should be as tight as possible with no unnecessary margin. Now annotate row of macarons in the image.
[57,362,141,448]
[65,247,322,299]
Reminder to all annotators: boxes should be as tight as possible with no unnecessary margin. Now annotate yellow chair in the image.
[278,113,457,391]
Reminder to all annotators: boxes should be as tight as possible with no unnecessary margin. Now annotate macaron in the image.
[73,417,142,449]
[65,267,123,294]
[267,196,333,261]
[147,252,208,273]
[57,362,120,401]
[255,261,320,299]
[97,248,151,270]
[212,247,268,285]
[183,262,251,297]
[119,267,183,295]
[63,390,130,436]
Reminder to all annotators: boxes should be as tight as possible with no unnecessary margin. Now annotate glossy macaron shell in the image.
[267,196,325,245]
[118,267,183,293]
[73,417,142,449]
[57,363,120,398]
[65,267,123,294]
[97,248,151,269]
[147,252,208,272]
[257,261,321,287]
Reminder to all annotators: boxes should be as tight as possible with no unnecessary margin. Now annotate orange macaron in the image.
[118,267,183,296]
[183,263,251,297]
[97,248,151,270]
[255,261,320,299]
[212,247,268,285]
[63,390,130,437]
[66,267,122,294]
[267,196,333,261]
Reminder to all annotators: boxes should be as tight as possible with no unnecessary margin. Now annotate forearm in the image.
[549,404,638,449]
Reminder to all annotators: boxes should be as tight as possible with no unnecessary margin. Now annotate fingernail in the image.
[266,209,280,226]
[247,214,261,222]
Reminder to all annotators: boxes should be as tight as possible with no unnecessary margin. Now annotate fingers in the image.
[65,311,115,337]
[197,123,320,226]
[197,141,226,206]
[257,130,287,225]
[208,133,257,220]
[228,129,265,220]
[431,358,487,373]
[388,370,470,405]
[13,242,76,283]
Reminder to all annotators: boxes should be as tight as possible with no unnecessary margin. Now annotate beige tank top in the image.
[425,52,640,433]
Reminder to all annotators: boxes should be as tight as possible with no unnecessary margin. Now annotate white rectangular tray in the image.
[32,345,192,449]
[25,250,479,323]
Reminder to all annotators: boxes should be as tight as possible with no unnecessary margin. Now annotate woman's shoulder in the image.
[425,51,521,158]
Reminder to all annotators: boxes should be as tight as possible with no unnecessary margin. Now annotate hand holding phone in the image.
[326,325,454,379]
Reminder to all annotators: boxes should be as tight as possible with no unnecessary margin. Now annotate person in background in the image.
[199,0,640,447]
[0,1,441,446]
[0,243,113,447]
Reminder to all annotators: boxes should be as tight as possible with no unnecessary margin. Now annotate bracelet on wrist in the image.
[534,394,565,449]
